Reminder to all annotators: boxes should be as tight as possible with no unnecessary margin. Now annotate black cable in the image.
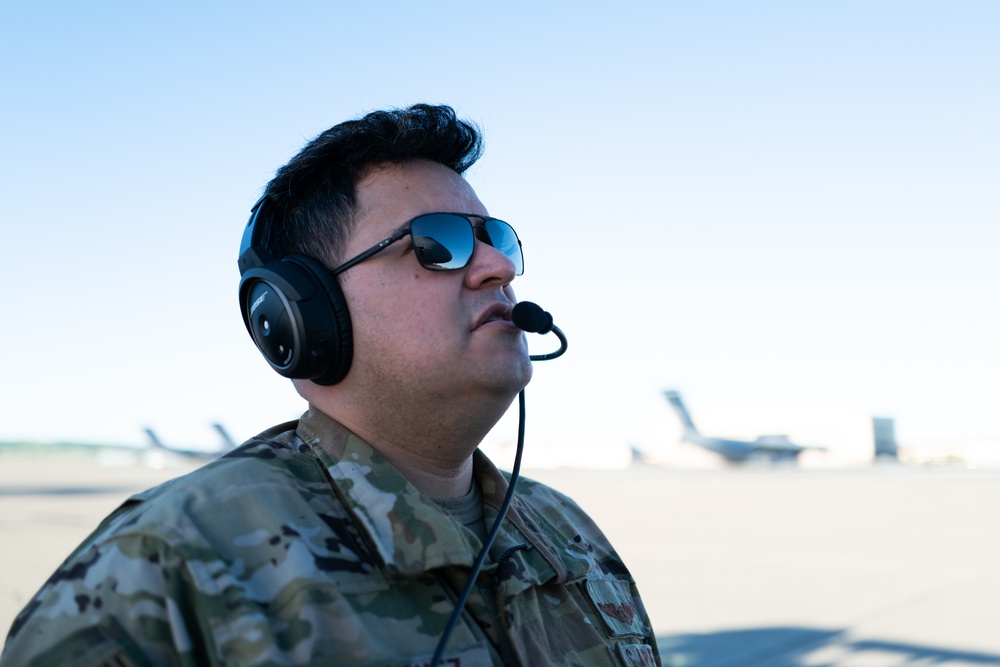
[529,324,567,361]
[429,389,526,667]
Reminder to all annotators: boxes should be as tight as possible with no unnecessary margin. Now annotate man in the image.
[2,105,659,666]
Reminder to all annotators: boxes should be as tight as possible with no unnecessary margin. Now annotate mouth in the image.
[472,302,514,330]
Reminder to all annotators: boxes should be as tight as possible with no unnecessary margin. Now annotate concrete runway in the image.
[2,455,999,666]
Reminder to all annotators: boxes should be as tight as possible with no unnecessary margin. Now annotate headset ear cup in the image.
[284,254,353,385]
[238,255,353,385]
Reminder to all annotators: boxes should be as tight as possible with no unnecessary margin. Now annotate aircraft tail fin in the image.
[212,423,237,450]
[663,390,699,435]
[144,427,167,450]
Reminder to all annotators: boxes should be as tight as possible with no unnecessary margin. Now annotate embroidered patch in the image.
[617,642,658,667]
[584,579,649,638]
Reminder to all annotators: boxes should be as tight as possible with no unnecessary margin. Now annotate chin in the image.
[488,359,533,397]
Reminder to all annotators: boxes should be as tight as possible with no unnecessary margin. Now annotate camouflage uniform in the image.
[3,407,660,666]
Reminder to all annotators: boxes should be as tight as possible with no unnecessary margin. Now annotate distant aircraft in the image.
[663,390,823,463]
[143,424,236,461]
[0,424,239,463]
[211,422,238,449]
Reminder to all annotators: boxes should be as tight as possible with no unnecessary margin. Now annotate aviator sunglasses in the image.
[332,213,524,276]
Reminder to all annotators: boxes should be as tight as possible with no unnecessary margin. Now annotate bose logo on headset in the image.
[237,197,355,386]
[249,293,267,316]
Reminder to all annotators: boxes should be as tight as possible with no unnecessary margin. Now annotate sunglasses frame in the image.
[331,212,523,276]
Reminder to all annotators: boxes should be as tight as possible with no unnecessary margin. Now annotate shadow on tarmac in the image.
[657,626,1000,667]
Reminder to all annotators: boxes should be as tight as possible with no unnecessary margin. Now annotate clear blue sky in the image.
[2,2,997,462]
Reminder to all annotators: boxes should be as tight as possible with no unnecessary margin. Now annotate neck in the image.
[379,450,475,498]
[301,386,514,498]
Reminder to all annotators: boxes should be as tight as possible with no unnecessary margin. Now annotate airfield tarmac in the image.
[1,456,998,666]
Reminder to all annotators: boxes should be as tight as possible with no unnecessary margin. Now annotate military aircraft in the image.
[663,390,823,463]
[142,423,236,461]
[0,424,238,465]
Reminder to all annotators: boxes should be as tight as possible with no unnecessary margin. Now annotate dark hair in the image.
[256,104,483,266]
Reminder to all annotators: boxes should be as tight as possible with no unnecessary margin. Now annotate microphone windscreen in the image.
[511,301,553,334]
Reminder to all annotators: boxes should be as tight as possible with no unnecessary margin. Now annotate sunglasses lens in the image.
[409,214,524,274]
[411,214,475,270]
[484,219,524,275]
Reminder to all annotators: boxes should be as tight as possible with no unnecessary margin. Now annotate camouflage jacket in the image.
[3,407,660,667]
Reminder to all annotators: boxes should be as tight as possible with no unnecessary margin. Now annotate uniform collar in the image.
[297,406,476,574]
[296,405,576,583]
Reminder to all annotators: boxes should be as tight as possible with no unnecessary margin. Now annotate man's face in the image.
[335,159,533,408]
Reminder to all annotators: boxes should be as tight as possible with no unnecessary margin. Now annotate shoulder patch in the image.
[617,641,658,667]
[584,578,649,638]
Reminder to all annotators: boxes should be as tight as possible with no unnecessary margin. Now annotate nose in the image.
[464,236,518,290]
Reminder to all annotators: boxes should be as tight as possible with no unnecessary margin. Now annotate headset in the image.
[237,196,354,385]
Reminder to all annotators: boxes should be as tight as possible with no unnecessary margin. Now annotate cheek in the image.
[343,270,464,351]
[356,284,457,341]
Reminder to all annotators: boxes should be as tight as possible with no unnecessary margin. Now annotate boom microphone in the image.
[511,301,552,333]
[512,301,567,361]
